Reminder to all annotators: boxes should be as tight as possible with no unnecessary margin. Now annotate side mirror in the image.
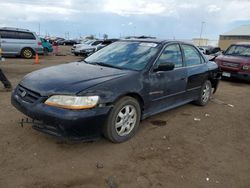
[154,62,175,72]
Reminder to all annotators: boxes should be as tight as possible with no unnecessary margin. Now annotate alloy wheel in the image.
[202,83,211,103]
[115,105,137,137]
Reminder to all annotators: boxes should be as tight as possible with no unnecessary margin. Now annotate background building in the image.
[192,38,209,46]
[219,25,250,50]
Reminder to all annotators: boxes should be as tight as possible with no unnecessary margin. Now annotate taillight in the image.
[38,41,42,46]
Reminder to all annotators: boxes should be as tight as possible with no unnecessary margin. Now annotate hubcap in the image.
[202,83,210,103]
[24,50,32,58]
[115,105,137,136]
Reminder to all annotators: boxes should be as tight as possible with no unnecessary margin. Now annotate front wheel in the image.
[103,97,141,143]
[194,80,212,106]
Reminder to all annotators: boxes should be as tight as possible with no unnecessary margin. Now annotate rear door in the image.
[17,32,37,52]
[148,43,187,114]
[181,44,208,99]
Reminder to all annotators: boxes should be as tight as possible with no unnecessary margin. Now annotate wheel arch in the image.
[113,92,145,114]
[207,71,220,93]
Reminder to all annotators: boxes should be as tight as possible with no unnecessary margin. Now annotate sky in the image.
[0,0,250,40]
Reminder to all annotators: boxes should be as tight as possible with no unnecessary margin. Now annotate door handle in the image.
[180,77,186,80]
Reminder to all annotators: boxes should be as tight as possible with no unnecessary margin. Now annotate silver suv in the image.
[0,27,44,59]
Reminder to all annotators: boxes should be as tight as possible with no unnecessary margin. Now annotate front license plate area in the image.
[222,72,231,77]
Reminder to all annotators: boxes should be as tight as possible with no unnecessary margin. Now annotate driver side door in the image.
[147,43,188,115]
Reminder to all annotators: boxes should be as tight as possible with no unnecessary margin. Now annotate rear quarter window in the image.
[18,32,36,40]
[182,44,204,66]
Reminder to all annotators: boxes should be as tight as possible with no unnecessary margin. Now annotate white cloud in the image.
[207,5,221,13]
[103,0,167,16]
[1,0,250,22]
[0,0,249,39]
[0,1,78,22]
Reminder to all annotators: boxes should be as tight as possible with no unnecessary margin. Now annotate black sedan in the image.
[11,39,220,143]
[58,39,79,46]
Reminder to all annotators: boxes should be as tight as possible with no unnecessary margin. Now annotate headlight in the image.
[44,95,99,110]
[242,65,250,70]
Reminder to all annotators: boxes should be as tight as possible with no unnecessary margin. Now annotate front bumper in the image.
[220,69,250,81]
[11,89,112,140]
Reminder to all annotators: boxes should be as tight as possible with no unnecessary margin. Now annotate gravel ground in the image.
[0,46,250,188]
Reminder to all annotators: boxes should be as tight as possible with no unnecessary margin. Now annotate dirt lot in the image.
[0,46,250,188]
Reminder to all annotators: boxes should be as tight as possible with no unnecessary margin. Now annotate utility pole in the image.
[38,23,40,36]
[199,21,205,46]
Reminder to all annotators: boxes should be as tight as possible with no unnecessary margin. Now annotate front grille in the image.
[17,85,41,103]
[222,62,240,68]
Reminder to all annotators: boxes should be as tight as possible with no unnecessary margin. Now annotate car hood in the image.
[216,55,250,64]
[20,62,132,96]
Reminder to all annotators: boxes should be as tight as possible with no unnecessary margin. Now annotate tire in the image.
[103,96,141,143]
[194,80,212,106]
[21,48,34,59]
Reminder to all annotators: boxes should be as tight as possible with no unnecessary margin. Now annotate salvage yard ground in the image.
[0,47,250,188]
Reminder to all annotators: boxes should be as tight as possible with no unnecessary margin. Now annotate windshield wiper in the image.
[81,59,89,63]
[90,62,123,69]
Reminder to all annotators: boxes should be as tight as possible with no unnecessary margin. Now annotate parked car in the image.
[53,38,65,45]
[40,38,53,54]
[79,40,120,56]
[71,39,93,54]
[215,43,250,81]
[95,39,119,51]
[73,40,103,56]
[11,39,220,143]
[0,27,43,59]
[198,46,221,55]
[58,39,79,46]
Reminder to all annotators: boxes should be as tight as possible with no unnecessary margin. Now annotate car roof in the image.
[0,27,31,32]
[120,38,194,45]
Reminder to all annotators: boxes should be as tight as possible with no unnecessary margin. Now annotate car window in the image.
[182,44,203,66]
[18,32,36,40]
[0,30,19,39]
[156,44,183,68]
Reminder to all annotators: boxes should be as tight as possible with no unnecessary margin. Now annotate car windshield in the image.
[225,45,250,57]
[84,41,159,71]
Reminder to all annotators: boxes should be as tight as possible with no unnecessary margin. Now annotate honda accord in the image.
[12,39,220,143]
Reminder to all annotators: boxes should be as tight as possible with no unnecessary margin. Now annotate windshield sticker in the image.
[139,43,158,48]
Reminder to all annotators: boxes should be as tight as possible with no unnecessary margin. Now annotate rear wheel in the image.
[194,80,212,106]
[21,48,34,59]
[103,97,141,143]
